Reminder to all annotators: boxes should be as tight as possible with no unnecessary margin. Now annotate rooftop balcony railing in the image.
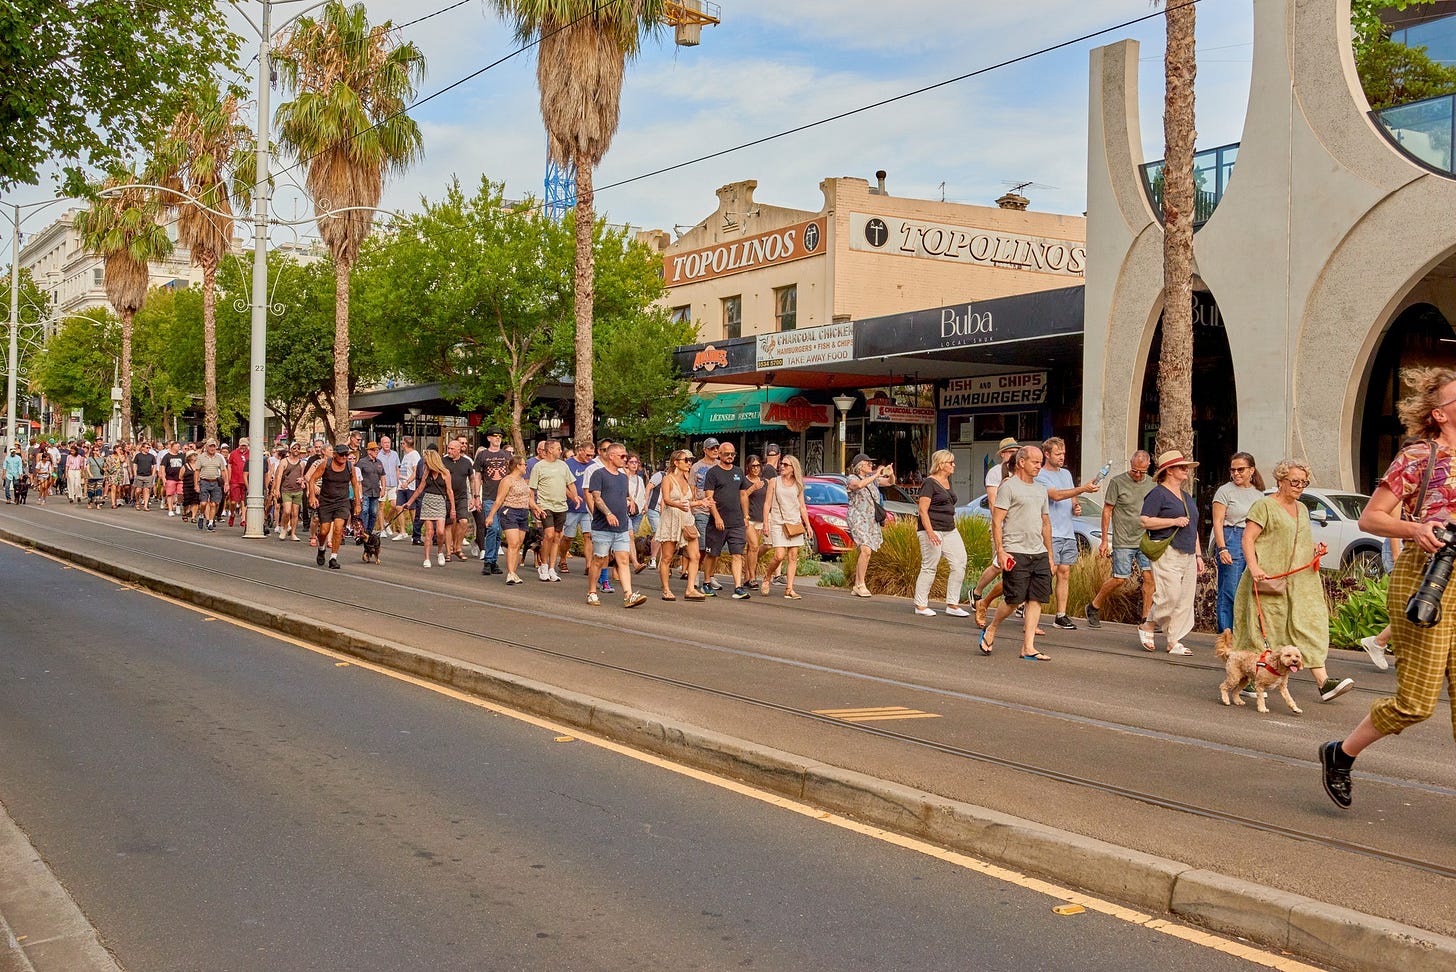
[1139,142,1239,229]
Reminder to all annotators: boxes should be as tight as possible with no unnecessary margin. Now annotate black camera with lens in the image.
[1405,522,1456,627]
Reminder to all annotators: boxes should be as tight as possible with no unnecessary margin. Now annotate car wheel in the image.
[1343,546,1383,577]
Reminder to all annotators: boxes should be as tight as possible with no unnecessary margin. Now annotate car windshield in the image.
[804,482,848,505]
[1323,492,1369,521]
[880,484,914,504]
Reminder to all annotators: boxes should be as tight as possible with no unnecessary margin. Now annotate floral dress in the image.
[103,454,127,487]
[847,477,883,550]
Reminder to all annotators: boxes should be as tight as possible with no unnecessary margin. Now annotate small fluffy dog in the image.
[1216,629,1304,714]
[360,530,382,564]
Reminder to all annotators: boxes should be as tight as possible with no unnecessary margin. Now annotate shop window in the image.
[670,305,691,323]
[774,285,797,331]
[723,295,741,339]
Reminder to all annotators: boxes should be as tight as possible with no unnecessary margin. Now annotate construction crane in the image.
[543,1,723,221]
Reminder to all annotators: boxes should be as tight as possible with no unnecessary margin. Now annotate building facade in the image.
[1083,0,1456,503]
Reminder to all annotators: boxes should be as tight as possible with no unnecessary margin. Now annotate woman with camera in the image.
[1233,459,1351,703]
[1323,367,1456,809]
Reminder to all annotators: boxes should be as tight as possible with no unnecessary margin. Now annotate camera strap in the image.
[1412,439,1437,524]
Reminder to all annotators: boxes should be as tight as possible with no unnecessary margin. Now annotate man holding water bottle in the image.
[1035,436,1104,631]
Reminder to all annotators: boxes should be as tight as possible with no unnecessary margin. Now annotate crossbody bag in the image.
[1139,488,1187,562]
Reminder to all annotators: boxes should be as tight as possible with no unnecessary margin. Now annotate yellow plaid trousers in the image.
[1375,546,1456,740]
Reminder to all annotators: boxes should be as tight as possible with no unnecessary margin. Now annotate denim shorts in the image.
[563,509,592,538]
[1111,546,1152,578]
[1051,536,1079,566]
[499,507,529,532]
[199,480,223,504]
[596,528,633,553]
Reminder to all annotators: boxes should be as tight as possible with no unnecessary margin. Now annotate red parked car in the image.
[802,477,854,557]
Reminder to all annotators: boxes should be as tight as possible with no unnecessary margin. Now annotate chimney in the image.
[995,192,1030,211]
[874,170,888,195]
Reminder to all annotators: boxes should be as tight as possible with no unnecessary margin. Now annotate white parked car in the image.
[957,493,1103,556]
[1262,487,1384,574]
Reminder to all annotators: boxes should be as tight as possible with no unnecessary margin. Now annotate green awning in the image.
[679,388,802,434]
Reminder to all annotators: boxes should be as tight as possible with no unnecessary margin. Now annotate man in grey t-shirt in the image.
[984,445,1054,661]
[1087,451,1157,628]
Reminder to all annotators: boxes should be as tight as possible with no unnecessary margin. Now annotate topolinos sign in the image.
[664,217,826,285]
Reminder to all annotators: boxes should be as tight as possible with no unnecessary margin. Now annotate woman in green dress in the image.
[1233,458,1355,703]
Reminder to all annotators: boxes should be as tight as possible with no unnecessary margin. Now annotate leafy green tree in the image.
[0,0,239,192]
[355,178,575,453]
[0,268,51,414]
[30,310,118,429]
[1352,0,1442,59]
[273,1,426,439]
[593,307,695,463]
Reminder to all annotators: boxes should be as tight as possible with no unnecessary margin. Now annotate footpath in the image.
[2,502,1455,972]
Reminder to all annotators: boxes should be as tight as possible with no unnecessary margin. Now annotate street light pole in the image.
[243,0,274,539]
[7,204,18,454]
[833,393,855,476]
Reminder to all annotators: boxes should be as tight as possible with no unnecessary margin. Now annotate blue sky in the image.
[3,0,1258,249]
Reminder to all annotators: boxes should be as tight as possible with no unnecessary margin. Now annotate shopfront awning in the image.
[680,387,803,434]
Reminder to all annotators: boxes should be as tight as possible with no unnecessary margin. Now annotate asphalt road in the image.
[0,542,1299,971]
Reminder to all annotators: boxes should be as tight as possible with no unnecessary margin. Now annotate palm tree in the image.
[1156,0,1196,460]
[490,0,662,445]
[152,79,253,441]
[273,0,425,439]
[74,171,173,442]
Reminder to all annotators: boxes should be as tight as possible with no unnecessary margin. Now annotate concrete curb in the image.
[9,528,1456,972]
[0,799,123,972]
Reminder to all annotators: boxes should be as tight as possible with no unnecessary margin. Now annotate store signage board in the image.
[756,321,854,369]
[759,396,833,430]
[849,212,1085,277]
[939,373,1049,409]
[868,404,936,425]
[855,286,1083,359]
[674,337,757,377]
[665,217,826,285]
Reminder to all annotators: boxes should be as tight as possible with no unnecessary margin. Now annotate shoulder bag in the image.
[1139,488,1187,562]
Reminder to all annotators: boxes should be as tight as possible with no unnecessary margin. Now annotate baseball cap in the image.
[702,437,720,449]
[764,443,781,456]
[334,442,352,455]
[850,452,874,467]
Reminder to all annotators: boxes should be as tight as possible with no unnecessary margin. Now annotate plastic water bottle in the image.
[1094,461,1112,485]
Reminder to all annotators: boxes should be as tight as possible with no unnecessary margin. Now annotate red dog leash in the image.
[1251,549,1324,650]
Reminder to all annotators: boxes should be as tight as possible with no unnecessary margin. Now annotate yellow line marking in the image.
[8,538,1322,971]
[335,662,351,667]
[814,707,909,715]
[814,706,941,722]
[840,713,942,722]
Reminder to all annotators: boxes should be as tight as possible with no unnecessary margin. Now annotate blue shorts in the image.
[563,509,592,538]
[1111,546,1152,578]
[199,480,223,504]
[499,507,529,532]
[596,528,633,554]
[1051,536,1079,566]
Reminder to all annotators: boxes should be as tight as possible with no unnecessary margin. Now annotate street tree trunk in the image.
[202,260,218,442]
[120,309,134,443]
[573,151,594,448]
[1157,0,1196,461]
[333,255,352,443]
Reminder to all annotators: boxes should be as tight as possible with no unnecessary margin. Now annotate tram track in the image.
[6,508,1456,885]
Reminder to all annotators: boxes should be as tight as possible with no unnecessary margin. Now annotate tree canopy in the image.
[0,0,239,192]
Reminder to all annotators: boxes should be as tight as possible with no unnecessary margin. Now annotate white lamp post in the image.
[832,393,855,475]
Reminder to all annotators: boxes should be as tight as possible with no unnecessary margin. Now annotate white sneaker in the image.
[437,552,446,566]
[168,509,175,517]
[537,563,550,581]
[391,533,408,541]
[479,549,487,561]
[914,606,936,617]
[1360,636,1390,671]
[548,568,562,582]
[944,606,970,618]
[422,559,431,568]
[380,527,392,538]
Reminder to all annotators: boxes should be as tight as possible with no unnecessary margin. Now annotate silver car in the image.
[957,493,1102,556]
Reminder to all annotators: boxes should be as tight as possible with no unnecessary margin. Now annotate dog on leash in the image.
[360,530,382,564]
[1215,629,1304,714]
[11,474,28,505]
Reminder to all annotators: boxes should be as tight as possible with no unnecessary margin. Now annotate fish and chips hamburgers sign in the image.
[665,217,826,285]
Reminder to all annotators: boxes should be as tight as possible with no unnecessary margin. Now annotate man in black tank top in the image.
[305,443,362,569]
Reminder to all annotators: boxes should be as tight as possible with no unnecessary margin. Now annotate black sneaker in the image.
[732,587,751,600]
[1319,741,1353,809]
[328,558,340,570]
[1053,615,1077,630]
[1085,605,1101,628]
[197,515,206,531]
[316,546,327,566]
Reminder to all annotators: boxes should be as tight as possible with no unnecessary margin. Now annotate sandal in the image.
[978,629,994,656]
[684,591,706,601]
[760,580,771,595]
[853,586,872,597]
[784,590,802,600]
[1138,627,1157,651]
[660,591,676,601]
[1020,651,1052,661]
[1167,644,1193,655]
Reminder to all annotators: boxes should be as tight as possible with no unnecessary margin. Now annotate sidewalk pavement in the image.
[2,503,1455,972]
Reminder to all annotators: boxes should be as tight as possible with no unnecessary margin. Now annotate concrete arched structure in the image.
[1084,0,1456,487]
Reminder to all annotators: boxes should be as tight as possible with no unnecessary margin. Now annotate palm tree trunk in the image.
[333,254,353,442]
[120,309,134,443]
[1156,0,1196,460]
[573,151,595,447]
[203,265,218,442]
